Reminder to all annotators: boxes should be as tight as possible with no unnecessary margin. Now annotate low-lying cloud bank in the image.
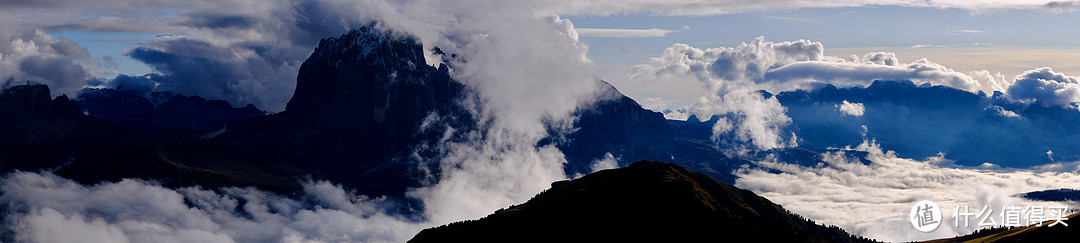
[734,139,1080,242]
[0,172,427,242]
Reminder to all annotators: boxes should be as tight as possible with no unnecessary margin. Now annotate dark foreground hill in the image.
[922,212,1080,243]
[409,161,876,243]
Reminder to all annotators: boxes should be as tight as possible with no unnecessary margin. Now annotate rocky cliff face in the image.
[560,81,678,174]
[0,84,86,145]
[217,24,471,196]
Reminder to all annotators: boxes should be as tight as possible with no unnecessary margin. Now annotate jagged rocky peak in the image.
[0,83,87,145]
[285,22,457,121]
[1,84,81,125]
[216,24,468,196]
[305,22,425,71]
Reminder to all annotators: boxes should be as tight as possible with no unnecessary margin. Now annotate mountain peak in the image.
[224,25,468,196]
[307,23,425,71]
[0,84,84,145]
[284,23,446,117]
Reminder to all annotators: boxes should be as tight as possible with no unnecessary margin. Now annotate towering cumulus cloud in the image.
[630,37,824,150]
[405,14,600,224]
[1007,67,1080,107]
[628,37,1024,151]
[630,37,1014,94]
[0,29,91,97]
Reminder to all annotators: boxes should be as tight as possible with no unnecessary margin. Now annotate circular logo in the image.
[909,200,942,232]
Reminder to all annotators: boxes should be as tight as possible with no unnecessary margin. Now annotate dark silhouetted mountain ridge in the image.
[0,83,306,193]
[77,85,265,132]
[922,212,1080,242]
[409,161,876,243]
[777,80,1080,167]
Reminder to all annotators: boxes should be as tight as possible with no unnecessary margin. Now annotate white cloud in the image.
[631,37,1012,98]
[570,152,620,179]
[698,89,795,151]
[575,28,680,38]
[15,208,132,243]
[1006,67,1080,107]
[911,44,949,48]
[0,29,91,96]
[629,37,825,151]
[639,97,695,120]
[987,105,1021,118]
[0,172,427,243]
[400,13,606,225]
[836,100,865,117]
[764,58,995,93]
[734,139,1080,242]
[547,0,1080,16]
[590,152,619,172]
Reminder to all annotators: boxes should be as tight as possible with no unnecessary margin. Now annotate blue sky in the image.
[53,31,157,76]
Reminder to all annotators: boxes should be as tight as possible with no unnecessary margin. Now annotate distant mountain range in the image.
[0,84,309,193]
[78,84,265,132]
[410,161,876,243]
[778,80,1080,167]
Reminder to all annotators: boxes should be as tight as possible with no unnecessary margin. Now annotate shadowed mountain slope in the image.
[922,213,1080,243]
[409,161,876,243]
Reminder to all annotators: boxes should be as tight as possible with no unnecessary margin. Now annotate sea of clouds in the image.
[4,0,1080,242]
